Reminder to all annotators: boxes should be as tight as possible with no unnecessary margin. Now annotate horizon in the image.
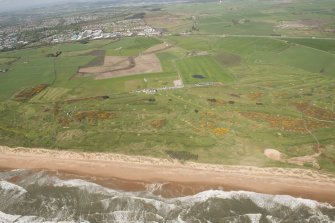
[0,0,133,12]
[0,0,190,12]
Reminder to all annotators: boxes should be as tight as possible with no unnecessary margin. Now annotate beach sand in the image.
[0,145,335,204]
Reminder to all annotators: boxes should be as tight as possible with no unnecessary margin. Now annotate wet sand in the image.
[1,146,335,204]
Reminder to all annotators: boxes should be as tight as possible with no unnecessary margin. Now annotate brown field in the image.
[81,50,106,68]
[144,12,191,31]
[78,56,129,74]
[276,20,328,29]
[96,54,162,79]
[78,53,162,79]
[77,43,171,79]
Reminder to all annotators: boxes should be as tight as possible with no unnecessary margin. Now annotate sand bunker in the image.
[264,148,321,169]
[264,149,285,161]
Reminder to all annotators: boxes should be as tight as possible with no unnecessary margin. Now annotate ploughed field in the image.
[0,0,335,173]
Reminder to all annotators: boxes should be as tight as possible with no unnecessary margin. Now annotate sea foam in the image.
[0,181,27,195]
[1,170,334,223]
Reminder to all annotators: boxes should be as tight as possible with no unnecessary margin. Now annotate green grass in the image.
[164,36,213,52]
[157,52,179,73]
[0,57,17,65]
[0,57,55,100]
[213,37,289,57]
[176,55,234,84]
[31,87,71,102]
[199,20,277,36]
[104,37,162,56]
[283,38,335,54]
[263,45,335,76]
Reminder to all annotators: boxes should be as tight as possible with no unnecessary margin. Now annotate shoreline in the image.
[1,145,335,204]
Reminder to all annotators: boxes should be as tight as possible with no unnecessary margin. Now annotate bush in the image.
[165,150,198,161]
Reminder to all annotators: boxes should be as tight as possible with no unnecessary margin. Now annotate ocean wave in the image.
[0,169,31,181]
[175,190,335,222]
[0,181,27,210]
[0,181,27,196]
[145,183,166,194]
[0,170,334,223]
[176,189,334,210]
[0,211,87,223]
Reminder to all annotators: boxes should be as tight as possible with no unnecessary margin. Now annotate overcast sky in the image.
[0,0,89,12]
[0,0,173,12]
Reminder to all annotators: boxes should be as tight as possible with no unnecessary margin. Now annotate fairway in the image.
[0,57,55,100]
[283,38,335,54]
[264,45,335,76]
[103,37,162,56]
[176,55,233,84]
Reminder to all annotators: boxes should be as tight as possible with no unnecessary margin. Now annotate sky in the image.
[0,0,174,12]
[0,0,88,12]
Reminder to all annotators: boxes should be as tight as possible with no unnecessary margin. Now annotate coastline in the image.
[0,145,335,204]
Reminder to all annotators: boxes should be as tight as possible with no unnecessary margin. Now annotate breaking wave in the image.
[0,169,334,223]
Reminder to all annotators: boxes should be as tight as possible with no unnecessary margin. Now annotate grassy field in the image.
[0,0,334,173]
[176,55,233,84]
[103,37,162,56]
[283,38,335,54]
[164,0,335,37]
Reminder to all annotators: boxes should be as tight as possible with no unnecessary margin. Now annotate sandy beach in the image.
[0,145,335,204]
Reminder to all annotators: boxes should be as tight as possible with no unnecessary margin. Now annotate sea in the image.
[0,169,334,223]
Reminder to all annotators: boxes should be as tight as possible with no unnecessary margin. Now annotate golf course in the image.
[0,0,335,174]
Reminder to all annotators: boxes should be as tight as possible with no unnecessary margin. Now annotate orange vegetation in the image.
[247,92,263,101]
[207,98,226,105]
[14,84,49,101]
[58,117,70,127]
[241,112,333,132]
[64,96,109,104]
[295,102,335,121]
[212,128,230,136]
[199,111,216,129]
[198,112,230,136]
[200,111,216,117]
[151,119,166,129]
[58,111,116,127]
[74,111,116,122]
